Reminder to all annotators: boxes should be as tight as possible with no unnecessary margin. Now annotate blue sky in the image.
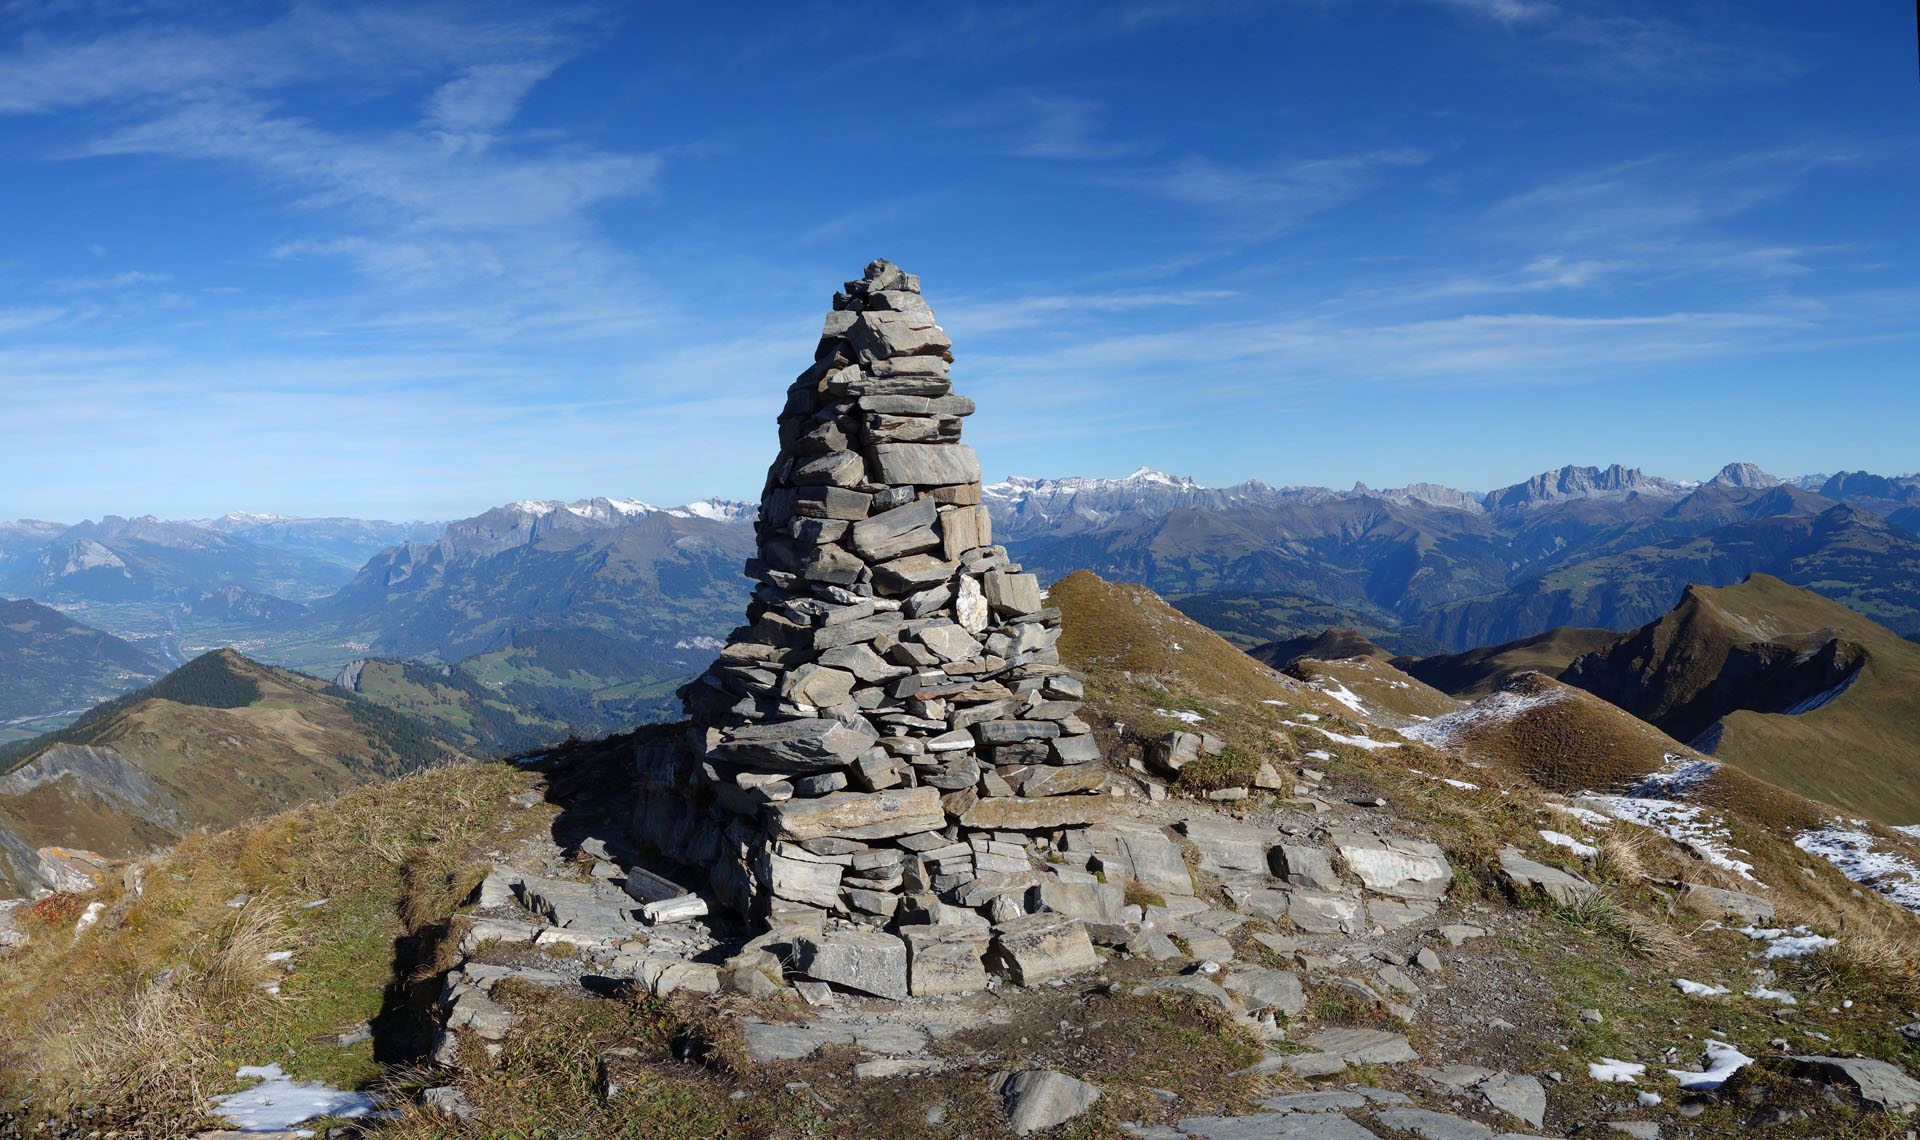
[1,1,1914,522]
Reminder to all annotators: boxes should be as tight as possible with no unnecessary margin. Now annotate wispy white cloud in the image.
[1425,0,1556,25]
[1136,148,1428,236]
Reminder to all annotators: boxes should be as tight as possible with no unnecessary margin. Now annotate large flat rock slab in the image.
[764,786,946,841]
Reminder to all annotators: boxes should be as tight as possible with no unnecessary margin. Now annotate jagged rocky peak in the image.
[1709,461,1781,489]
[643,258,1104,937]
[1482,463,1688,511]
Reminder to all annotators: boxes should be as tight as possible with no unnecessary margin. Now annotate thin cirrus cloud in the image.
[1139,149,1430,236]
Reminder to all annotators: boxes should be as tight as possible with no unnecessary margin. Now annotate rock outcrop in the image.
[632,260,1104,957]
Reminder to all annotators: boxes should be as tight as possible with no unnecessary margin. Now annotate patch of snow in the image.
[1317,682,1366,715]
[1539,830,1599,859]
[209,1064,378,1131]
[1672,978,1731,997]
[1623,755,1719,799]
[1305,750,1332,761]
[1736,924,1837,959]
[1547,803,1615,829]
[1294,723,1399,750]
[264,950,294,963]
[1589,1059,1646,1083]
[1401,685,1565,746]
[1637,1092,1663,1107]
[1156,709,1205,725]
[1261,700,1289,708]
[1794,822,1920,914]
[1667,1041,1753,1091]
[1588,793,1758,882]
[1441,778,1479,790]
[1745,984,1796,1004]
[300,899,330,909]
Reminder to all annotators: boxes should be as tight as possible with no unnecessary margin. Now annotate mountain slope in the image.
[0,650,478,895]
[1400,626,1618,699]
[0,600,168,737]
[1418,503,1920,647]
[1560,574,1920,824]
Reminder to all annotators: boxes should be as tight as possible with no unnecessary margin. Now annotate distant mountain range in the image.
[4,462,1917,747]
[0,649,477,895]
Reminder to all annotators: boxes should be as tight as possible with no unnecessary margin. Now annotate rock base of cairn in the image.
[630,262,1110,982]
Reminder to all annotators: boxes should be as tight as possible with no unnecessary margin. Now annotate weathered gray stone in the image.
[1679,883,1773,923]
[743,1020,856,1062]
[1271,843,1342,891]
[794,930,909,1000]
[1178,1113,1382,1139]
[1368,897,1440,931]
[1222,968,1306,1016]
[817,642,906,682]
[712,718,876,772]
[1371,1108,1497,1140]
[1497,846,1598,906]
[1178,818,1274,873]
[872,553,957,593]
[849,495,937,555]
[1303,1027,1418,1064]
[867,442,980,486]
[918,622,982,663]
[989,912,1099,984]
[1050,734,1101,765]
[982,570,1042,616]
[1288,891,1366,935]
[1791,1055,1920,1113]
[764,851,843,909]
[1332,831,1453,899]
[1030,878,1125,924]
[764,786,947,841]
[1480,1072,1547,1129]
[991,1070,1101,1136]
[959,796,1104,831]
[781,663,858,709]
[849,310,951,359]
[791,449,867,487]
[903,924,990,995]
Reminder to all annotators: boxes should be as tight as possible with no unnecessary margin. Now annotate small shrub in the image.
[1123,880,1166,910]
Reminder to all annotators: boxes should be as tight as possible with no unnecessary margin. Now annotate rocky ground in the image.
[161,728,1916,1140]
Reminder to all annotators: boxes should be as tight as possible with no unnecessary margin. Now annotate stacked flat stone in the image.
[637,259,1105,939]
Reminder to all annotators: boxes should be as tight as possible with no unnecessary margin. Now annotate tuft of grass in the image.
[1175,743,1263,794]
[1123,880,1167,911]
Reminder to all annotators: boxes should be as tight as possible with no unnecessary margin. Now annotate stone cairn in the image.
[632,260,1112,994]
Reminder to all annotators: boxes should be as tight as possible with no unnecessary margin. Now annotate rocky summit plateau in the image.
[5,263,1920,1140]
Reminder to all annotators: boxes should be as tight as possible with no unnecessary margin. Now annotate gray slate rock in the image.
[991,1070,1101,1136]
[1302,1027,1418,1064]
[1791,1055,1920,1113]
[1480,1072,1547,1129]
[1178,1113,1383,1139]
[1497,846,1597,906]
[794,930,909,1000]
[1371,1108,1497,1140]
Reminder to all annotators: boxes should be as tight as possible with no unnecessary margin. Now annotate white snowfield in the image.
[1737,924,1839,959]
[209,1064,378,1131]
[1796,821,1920,914]
[1157,708,1206,725]
[1401,685,1565,746]
[1668,1041,1753,1090]
[1584,755,1759,882]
